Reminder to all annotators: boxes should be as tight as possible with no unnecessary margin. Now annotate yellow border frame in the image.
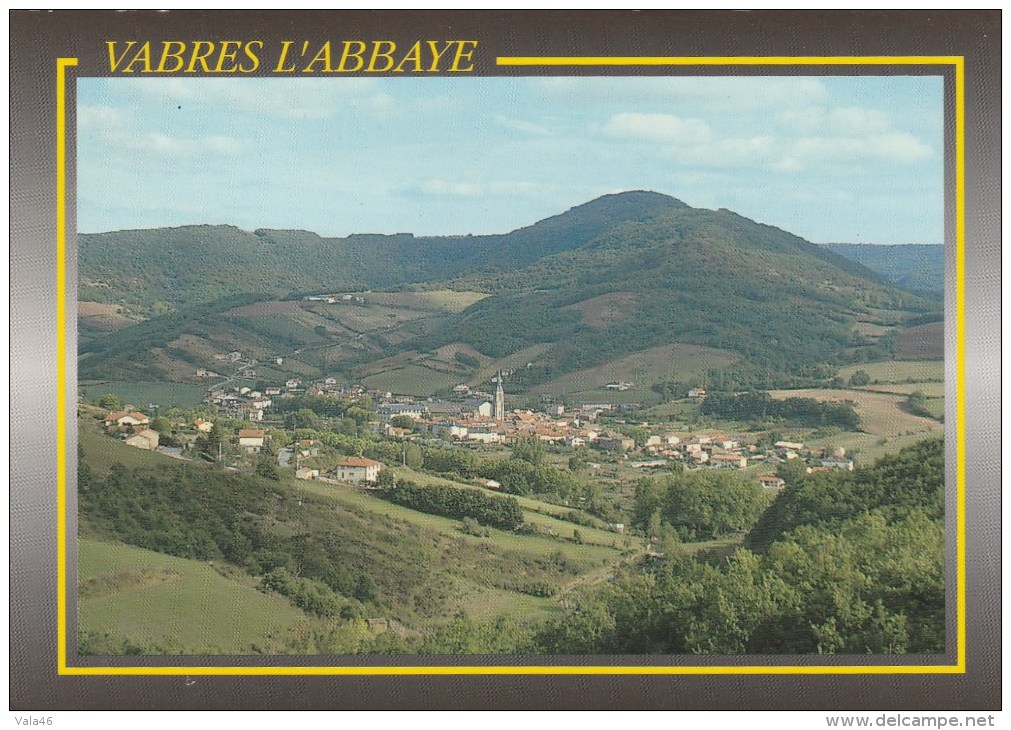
[55,54,967,676]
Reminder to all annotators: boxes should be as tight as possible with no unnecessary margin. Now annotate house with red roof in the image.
[331,457,383,483]
[104,411,149,428]
[238,428,266,453]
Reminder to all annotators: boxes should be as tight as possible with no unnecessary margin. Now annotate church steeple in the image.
[494,370,505,421]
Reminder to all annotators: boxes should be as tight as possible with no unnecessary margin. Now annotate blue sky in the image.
[77,75,943,244]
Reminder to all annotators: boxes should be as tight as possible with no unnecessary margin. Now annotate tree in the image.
[512,436,545,465]
[776,457,809,486]
[403,443,423,470]
[390,415,417,430]
[97,393,121,410]
[661,471,770,541]
[150,416,172,434]
[285,408,321,430]
[849,369,871,387]
[255,452,280,481]
[568,454,587,472]
[647,510,663,542]
[906,390,934,419]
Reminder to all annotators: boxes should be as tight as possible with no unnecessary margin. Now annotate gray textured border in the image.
[10,10,1001,710]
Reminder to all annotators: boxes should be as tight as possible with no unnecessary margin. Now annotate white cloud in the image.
[778,105,892,135]
[604,112,713,146]
[77,104,126,131]
[416,179,542,198]
[493,114,551,137]
[672,135,777,168]
[788,133,932,168]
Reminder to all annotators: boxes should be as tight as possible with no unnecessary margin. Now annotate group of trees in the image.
[534,438,945,655]
[699,391,860,430]
[633,470,772,542]
[377,482,524,530]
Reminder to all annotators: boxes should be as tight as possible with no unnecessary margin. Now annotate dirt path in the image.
[556,549,646,600]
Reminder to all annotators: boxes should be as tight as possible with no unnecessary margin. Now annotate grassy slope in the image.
[78,538,306,654]
[838,360,944,383]
[77,418,636,652]
[528,343,740,399]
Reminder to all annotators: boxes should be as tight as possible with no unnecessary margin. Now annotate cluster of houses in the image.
[373,394,855,488]
[209,387,273,422]
[629,435,853,481]
[303,293,366,305]
[102,410,160,450]
[205,375,372,421]
[101,405,388,486]
[105,366,855,491]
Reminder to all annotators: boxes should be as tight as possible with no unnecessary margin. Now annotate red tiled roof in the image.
[106,411,148,421]
[336,457,382,467]
[238,429,266,438]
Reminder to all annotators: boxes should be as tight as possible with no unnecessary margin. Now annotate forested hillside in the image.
[533,438,945,655]
[79,192,941,390]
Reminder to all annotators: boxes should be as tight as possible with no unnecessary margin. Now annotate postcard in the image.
[9,9,1001,711]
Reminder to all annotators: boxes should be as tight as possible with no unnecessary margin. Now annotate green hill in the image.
[78,191,686,315]
[78,538,307,655]
[416,204,935,388]
[79,192,940,392]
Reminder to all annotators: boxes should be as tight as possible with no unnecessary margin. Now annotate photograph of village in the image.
[75,75,947,657]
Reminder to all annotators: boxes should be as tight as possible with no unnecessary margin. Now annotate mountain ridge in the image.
[78,192,941,390]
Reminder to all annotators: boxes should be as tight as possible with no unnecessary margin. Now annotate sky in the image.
[77,75,944,244]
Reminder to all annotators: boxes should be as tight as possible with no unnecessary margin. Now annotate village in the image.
[96,359,858,495]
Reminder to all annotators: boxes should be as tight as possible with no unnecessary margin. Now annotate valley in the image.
[75,192,948,656]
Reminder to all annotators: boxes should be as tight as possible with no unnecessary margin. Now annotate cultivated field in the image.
[896,321,944,360]
[562,292,639,329]
[837,360,944,383]
[360,363,465,396]
[367,290,489,313]
[531,344,740,399]
[769,388,942,438]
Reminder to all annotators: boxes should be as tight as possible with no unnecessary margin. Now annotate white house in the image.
[332,457,383,483]
[238,429,266,453]
[431,421,469,439]
[466,429,504,444]
[820,458,855,471]
[125,429,159,450]
[710,452,748,469]
[775,440,805,451]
